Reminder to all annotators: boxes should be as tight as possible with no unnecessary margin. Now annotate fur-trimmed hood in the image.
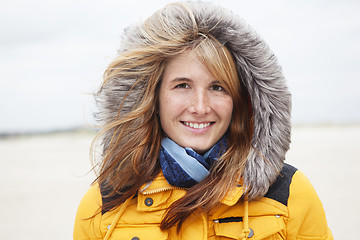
[96,1,291,200]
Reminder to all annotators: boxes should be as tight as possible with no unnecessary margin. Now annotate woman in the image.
[74,2,333,239]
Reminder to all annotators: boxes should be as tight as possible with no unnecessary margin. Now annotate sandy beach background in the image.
[1,124,359,239]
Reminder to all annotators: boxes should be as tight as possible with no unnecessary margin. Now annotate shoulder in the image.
[288,170,333,239]
[73,183,103,239]
[264,163,323,207]
[76,182,103,217]
[287,168,328,220]
[265,164,332,239]
[264,163,297,206]
[267,164,333,239]
[264,163,326,217]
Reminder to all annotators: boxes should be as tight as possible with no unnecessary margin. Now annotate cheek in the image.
[158,92,181,127]
[158,95,168,124]
[160,93,185,113]
[158,99,170,135]
[158,87,169,114]
[217,97,233,121]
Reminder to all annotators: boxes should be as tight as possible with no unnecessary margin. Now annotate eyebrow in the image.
[170,78,221,85]
[211,80,222,85]
[169,77,192,83]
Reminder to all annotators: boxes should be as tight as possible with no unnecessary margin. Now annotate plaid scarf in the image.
[159,136,227,188]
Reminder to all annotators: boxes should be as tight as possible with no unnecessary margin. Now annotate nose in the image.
[188,90,211,115]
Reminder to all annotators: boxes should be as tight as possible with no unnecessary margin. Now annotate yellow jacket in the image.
[74,164,332,240]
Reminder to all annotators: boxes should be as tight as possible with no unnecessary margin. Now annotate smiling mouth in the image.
[181,121,213,129]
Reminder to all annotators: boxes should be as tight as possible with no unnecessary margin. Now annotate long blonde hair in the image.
[92,2,252,230]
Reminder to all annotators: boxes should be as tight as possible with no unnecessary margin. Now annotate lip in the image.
[181,121,214,130]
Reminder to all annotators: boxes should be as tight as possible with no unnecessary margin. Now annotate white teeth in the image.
[184,122,211,129]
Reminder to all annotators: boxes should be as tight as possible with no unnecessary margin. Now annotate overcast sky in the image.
[1,0,359,134]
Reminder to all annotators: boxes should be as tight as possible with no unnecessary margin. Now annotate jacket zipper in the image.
[141,186,188,195]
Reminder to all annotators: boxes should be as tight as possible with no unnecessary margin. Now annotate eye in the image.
[210,84,224,91]
[175,83,190,89]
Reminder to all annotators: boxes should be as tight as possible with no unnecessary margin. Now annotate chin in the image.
[191,145,211,154]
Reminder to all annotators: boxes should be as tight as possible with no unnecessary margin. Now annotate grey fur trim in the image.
[96,1,291,200]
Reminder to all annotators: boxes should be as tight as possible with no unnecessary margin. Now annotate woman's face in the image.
[159,51,233,154]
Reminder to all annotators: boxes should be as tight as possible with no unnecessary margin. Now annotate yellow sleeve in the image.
[287,170,333,240]
[73,183,104,240]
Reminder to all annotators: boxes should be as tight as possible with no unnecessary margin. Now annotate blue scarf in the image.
[159,137,227,188]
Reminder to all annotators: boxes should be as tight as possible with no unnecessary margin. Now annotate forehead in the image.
[162,51,215,82]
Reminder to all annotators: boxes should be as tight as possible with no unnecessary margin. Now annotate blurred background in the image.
[0,0,359,239]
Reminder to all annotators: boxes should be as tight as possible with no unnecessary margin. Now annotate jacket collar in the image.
[139,172,244,206]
